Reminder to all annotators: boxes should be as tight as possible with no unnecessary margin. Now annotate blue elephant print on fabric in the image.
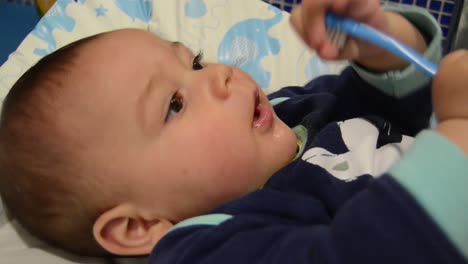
[185,0,207,19]
[31,0,81,56]
[217,5,282,88]
[114,0,152,22]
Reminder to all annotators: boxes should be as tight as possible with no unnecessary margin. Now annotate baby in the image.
[0,0,467,263]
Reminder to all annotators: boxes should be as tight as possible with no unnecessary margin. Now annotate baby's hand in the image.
[289,0,388,61]
[433,50,468,122]
[433,50,468,154]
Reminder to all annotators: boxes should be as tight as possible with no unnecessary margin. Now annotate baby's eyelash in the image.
[165,92,184,122]
[192,51,204,70]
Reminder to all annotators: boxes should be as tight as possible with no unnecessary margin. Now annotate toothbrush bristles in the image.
[327,27,347,50]
[336,29,346,49]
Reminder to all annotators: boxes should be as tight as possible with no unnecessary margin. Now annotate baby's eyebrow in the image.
[170,41,196,60]
[171,41,183,48]
[171,41,190,54]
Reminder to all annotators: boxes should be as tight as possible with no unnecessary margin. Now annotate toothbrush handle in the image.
[325,14,438,77]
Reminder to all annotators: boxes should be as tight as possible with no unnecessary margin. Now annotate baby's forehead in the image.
[66,29,185,107]
[75,30,162,69]
[63,29,167,103]
[92,29,167,52]
[73,29,172,77]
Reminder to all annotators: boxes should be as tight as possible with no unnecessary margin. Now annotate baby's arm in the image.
[385,51,468,262]
[272,4,440,135]
[276,1,442,135]
[354,10,427,72]
[291,0,427,70]
[290,0,441,97]
[349,4,441,99]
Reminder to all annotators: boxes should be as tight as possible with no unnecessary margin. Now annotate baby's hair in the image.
[0,33,111,256]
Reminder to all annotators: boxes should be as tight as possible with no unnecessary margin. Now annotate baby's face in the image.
[68,29,297,221]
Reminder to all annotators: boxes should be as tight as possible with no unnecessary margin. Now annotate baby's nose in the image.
[204,64,233,100]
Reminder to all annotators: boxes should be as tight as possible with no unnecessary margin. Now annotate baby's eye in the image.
[192,52,204,70]
[165,92,184,121]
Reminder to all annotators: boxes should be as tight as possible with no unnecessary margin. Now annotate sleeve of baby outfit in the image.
[351,4,442,98]
[389,130,468,261]
[334,4,442,134]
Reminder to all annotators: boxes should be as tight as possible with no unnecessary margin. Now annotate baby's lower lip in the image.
[253,103,273,129]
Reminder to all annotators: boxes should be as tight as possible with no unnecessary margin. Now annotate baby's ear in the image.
[93,203,173,256]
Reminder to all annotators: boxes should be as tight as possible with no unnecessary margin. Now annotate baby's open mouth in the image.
[252,89,272,129]
[253,90,261,121]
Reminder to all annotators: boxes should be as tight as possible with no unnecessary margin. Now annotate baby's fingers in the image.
[290,4,328,52]
[317,40,341,60]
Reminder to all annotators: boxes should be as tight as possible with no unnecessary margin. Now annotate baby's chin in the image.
[268,118,299,169]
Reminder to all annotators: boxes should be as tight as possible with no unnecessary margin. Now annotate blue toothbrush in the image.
[325,13,438,77]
